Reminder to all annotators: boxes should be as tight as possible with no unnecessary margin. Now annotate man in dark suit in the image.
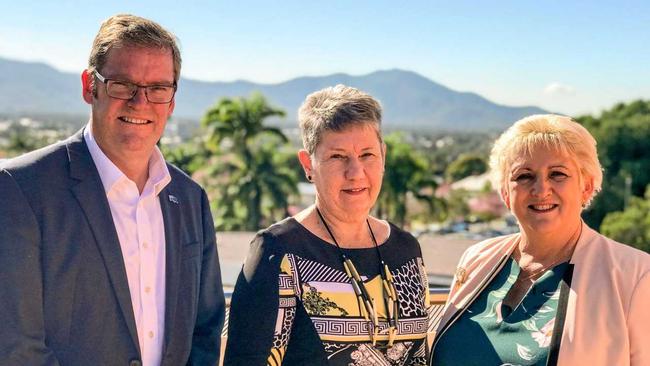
[0,14,225,365]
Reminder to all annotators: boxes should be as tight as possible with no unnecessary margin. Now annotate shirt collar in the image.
[83,122,171,196]
[148,143,172,196]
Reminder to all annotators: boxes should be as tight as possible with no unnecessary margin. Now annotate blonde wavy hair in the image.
[489,114,603,206]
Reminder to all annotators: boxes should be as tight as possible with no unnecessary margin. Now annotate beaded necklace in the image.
[315,208,399,347]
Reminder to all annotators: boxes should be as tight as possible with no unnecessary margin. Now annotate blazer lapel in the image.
[432,235,519,352]
[545,263,574,366]
[160,184,182,358]
[66,131,141,355]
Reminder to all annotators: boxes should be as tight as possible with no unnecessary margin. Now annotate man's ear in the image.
[168,97,175,116]
[81,70,94,104]
[297,149,313,179]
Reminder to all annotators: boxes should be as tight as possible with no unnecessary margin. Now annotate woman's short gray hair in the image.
[489,114,603,206]
[298,84,383,154]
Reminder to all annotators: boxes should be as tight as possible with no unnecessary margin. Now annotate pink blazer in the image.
[432,222,650,365]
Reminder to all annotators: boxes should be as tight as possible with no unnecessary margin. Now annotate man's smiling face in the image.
[83,44,175,169]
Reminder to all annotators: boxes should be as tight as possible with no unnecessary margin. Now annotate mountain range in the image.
[0,56,546,132]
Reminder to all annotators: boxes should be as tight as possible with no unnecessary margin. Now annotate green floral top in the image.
[431,257,568,366]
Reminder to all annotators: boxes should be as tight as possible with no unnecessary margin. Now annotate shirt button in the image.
[143,242,149,249]
[148,331,154,339]
[145,286,151,294]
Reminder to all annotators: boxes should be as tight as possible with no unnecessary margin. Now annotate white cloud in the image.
[543,82,576,96]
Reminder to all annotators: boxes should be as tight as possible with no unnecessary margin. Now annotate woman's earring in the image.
[307,175,312,182]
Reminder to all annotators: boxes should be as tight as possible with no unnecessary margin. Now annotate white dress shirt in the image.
[84,124,171,366]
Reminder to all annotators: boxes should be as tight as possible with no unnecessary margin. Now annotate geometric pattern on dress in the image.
[348,342,414,366]
[417,258,429,291]
[285,254,303,297]
[396,317,428,334]
[427,302,445,333]
[272,306,296,349]
[278,272,294,291]
[310,317,428,337]
[294,255,350,284]
[407,356,428,366]
[275,245,429,365]
[266,347,284,366]
[392,259,427,317]
[278,296,296,308]
[411,339,427,359]
[312,317,374,336]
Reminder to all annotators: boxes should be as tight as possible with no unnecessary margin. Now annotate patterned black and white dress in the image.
[224,217,430,366]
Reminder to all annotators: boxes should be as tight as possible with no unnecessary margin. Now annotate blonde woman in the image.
[431,115,650,365]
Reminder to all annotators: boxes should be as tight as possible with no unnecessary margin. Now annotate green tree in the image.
[445,153,488,181]
[600,186,650,253]
[160,140,208,176]
[445,189,472,222]
[2,127,53,157]
[423,132,494,177]
[577,100,650,229]
[201,93,297,230]
[377,133,445,227]
[202,92,287,165]
[211,140,298,230]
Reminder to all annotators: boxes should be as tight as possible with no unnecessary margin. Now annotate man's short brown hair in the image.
[88,14,181,92]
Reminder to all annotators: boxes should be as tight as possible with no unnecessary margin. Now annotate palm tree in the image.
[377,133,446,227]
[160,139,208,176]
[201,93,298,230]
[202,92,287,166]
[209,140,298,230]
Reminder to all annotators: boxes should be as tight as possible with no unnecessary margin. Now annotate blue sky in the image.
[1,0,648,116]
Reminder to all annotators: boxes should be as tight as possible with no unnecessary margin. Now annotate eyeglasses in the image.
[93,70,176,104]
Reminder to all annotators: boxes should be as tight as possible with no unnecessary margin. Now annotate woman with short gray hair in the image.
[225,85,430,365]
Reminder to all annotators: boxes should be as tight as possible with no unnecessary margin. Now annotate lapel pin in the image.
[168,195,179,204]
[454,267,467,290]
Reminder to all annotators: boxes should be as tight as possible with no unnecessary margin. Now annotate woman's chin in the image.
[520,218,570,237]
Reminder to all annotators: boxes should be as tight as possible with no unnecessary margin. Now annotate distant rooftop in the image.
[451,172,491,191]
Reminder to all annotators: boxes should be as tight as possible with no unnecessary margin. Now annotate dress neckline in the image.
[287,216,395,252]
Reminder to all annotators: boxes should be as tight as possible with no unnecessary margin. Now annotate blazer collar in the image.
[66,129,96,181]
[569,221,597,265]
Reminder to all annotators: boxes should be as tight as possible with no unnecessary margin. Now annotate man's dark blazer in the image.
[0,130,225,366]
